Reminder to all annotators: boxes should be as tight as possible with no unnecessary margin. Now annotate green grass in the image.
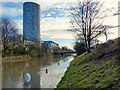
[57,53,120,89]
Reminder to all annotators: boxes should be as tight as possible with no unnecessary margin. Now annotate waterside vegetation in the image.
[57,37,120,89]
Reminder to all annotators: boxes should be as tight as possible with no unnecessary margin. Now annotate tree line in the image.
[0,18,46,57]
[70,0,119,55]
[0,18,73,58]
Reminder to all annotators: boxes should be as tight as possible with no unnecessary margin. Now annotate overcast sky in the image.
[0,0,119,49]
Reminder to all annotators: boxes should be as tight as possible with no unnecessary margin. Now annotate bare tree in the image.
[0,18,17,57]
[69,0,115,52]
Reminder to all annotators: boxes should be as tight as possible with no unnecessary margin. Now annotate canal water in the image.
[2,55,74,88]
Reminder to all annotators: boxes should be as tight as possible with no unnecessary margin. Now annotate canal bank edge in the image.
[2,55,31,63]
[57,37,120,89]
[2,52,53,63]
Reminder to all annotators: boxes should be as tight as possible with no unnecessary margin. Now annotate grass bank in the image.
[2,55,31,63]
[57,38,120,89]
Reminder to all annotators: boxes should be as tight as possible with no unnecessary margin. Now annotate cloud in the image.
[42,30,74,39]
[41,0,119,41]
[42,7,64,18]
[1,0,77,8]
[41,2,71,19]
[2,2,23,9]
[55,38,75,49]
[41,17,71,30]
[98,0,119,41]
[1,0,119,49]
[41,17,75,39]
[14,20,23,34]
[1,6,22,17]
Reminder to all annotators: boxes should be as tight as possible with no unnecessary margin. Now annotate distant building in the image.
[42,41,60,51]
[23,2,40,43]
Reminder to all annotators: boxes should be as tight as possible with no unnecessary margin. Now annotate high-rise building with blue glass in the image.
[23,2,40,43]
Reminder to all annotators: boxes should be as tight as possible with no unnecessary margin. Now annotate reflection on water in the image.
[2,55,74,88]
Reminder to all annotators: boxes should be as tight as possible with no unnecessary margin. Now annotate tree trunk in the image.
[105,33,108,42]
[87,40,91,53]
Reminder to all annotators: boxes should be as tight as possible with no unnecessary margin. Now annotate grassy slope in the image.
[57,38,120,89]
